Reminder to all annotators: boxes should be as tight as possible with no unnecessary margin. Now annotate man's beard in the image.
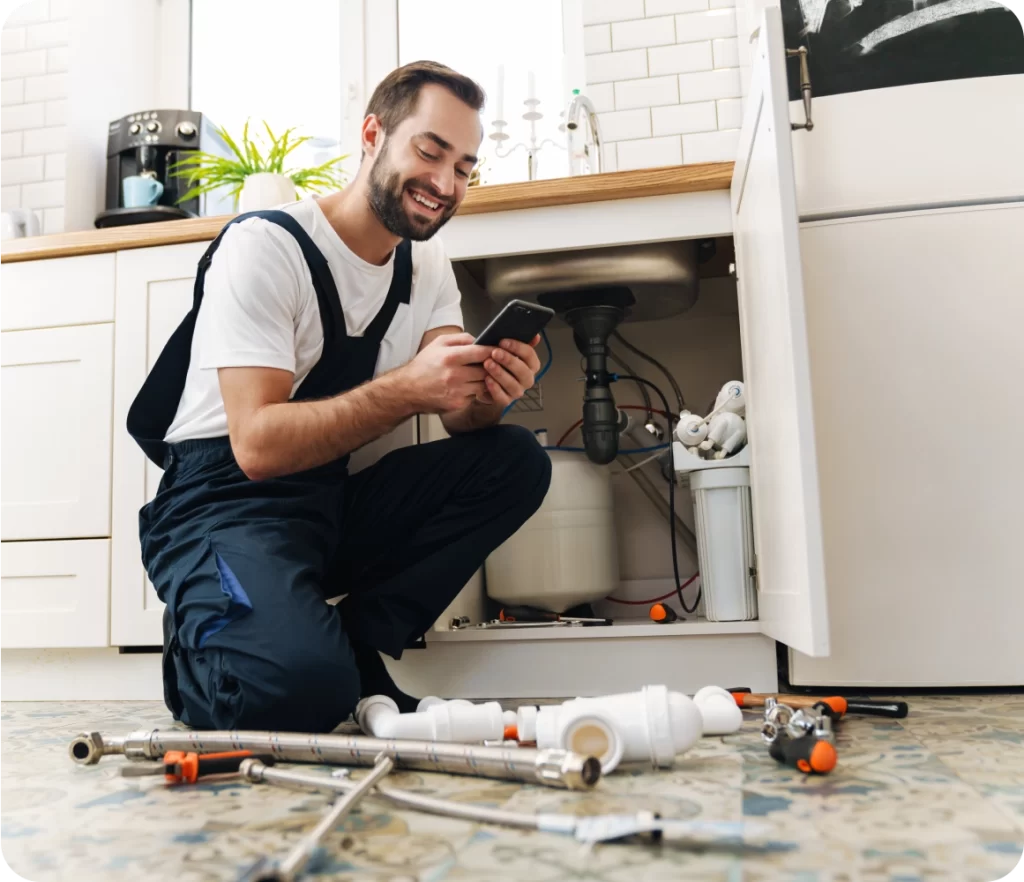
[367,146,455,241]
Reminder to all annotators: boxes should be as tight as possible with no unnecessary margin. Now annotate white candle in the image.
[496,64,505,121]
[527,70,536,102]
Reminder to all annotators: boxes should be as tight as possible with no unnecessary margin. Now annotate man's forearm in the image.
[440,399,504,435]
[235,370,418,480]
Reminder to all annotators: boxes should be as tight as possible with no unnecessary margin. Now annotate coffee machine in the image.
[96,109,234,228]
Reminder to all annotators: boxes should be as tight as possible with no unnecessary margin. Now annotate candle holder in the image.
[489,98,565,182]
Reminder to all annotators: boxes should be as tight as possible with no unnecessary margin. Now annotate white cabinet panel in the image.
[731,7,829,656]
[1,539,110,648]
[790,76,1024,219]
[790,202,1024,687]
[111,241,208,646]
[1,253,115,331]
[1,324,114,540]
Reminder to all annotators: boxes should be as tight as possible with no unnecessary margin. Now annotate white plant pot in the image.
[237,172,296,213]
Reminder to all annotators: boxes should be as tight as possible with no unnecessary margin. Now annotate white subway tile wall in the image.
[583,0,739,170]
[617,134,683,170]
[2,0,67,232]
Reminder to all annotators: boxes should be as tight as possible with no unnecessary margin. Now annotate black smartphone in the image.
[474,299,555,348]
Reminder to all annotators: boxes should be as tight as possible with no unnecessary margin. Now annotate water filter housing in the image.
[691,466,758,621]
[485,449,619,613]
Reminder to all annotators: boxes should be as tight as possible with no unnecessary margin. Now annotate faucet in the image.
[565,89,602,176]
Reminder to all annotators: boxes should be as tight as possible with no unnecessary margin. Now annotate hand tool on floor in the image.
[649,602,679,624]
[119,749,274,784]
[239,757,767,846]
[69,729,601,790]
[730,689,909,718]
[498,605,612,625]
[238,753,393,882]
[760,697,837,775]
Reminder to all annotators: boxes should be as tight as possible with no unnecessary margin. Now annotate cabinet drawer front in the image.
[1,324,114,540]
[1,539,110,648]
[1,253,115,331]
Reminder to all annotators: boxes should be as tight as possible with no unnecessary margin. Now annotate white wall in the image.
[582,0,742,172]
[63,0,171,233]
[1,0,69,234]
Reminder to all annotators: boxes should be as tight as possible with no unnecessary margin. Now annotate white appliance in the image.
[1,209,41,241]
[736,6,1024,686]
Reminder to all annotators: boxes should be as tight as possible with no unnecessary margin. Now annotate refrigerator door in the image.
[789,75,1024,219]
[790,201,1024,687]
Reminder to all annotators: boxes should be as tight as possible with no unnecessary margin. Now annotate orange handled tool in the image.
[769,733,837,775]
[120,750,273,784]
[731,691,908,719]
[649,603,679,623]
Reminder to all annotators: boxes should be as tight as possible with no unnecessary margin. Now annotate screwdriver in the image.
[120,750,274,784]
[769,732,837,775]
[730,690,909,719]
[498,605,611,625]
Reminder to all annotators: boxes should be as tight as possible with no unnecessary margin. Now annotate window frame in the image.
[161,0,584,175]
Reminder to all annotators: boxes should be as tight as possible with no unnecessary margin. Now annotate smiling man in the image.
[127,61,551,734]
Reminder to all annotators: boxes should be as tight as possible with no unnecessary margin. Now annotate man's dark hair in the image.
[365,60,486,137]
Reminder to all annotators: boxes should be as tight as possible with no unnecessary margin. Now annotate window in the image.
[190,0,345,171]
[397,0,574,185]
[186,1,583,187]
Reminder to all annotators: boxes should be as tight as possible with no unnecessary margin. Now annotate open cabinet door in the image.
[731,7,829,656]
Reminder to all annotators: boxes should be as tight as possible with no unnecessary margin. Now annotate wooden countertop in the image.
[0,163,732,264]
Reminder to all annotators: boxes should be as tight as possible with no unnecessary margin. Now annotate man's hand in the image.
[398,332,493,414]
[479,334,543,409]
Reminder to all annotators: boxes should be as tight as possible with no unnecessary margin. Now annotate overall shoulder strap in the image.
[126,209,342,467]
[204,209,343,344]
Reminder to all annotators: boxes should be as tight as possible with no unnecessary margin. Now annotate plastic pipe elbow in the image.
[693,685,744,736]
[524,685,703,774]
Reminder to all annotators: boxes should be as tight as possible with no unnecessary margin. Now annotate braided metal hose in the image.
[68,729,600,790]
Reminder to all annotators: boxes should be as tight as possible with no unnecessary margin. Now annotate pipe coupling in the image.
[535,749,602,790]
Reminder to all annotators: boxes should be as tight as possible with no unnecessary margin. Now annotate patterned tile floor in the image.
[1,695,1023,881]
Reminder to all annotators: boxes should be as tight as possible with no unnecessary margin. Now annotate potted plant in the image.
[169,119,349,213]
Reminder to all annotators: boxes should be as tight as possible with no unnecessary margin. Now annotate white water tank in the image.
[485,449,619,613]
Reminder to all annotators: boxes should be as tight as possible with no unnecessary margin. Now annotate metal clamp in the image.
[760,697,794,744]
[786,46,813,131]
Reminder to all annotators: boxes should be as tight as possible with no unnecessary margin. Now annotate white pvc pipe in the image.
[356,695,505,743]
[522,685,704,774]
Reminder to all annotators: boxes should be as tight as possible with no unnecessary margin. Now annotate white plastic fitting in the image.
[714,381,746,416]
[699,412,746,456]
[356,695,505,743]
[692,685,744,736]
[674,412,709,447]
[519,685,703,774]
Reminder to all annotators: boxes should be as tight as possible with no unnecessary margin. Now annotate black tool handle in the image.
[769,734,837,774]
[845,700,908,718]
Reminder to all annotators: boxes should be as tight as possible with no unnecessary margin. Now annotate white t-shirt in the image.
[164,198,464,442]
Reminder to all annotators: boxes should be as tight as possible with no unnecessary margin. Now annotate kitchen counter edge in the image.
[1,163,733,264]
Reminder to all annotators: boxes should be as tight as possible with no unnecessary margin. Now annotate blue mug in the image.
[123,174,164,207]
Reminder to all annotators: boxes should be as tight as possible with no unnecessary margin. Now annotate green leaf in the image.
[165,118,349,202]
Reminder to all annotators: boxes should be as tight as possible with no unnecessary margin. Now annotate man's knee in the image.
[485,424,552,505]
[201,637,361,733]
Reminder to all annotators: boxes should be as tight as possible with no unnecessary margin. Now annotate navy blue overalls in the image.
[127,210,551,733]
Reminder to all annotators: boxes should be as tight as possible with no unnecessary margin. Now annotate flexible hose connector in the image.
[68,728,600,790]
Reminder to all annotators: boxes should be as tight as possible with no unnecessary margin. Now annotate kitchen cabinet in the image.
[789,201,1024,687]
[1,323,114,541]
[390,9,827,699]
[110,241,209,646]
[1,539,111,648]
